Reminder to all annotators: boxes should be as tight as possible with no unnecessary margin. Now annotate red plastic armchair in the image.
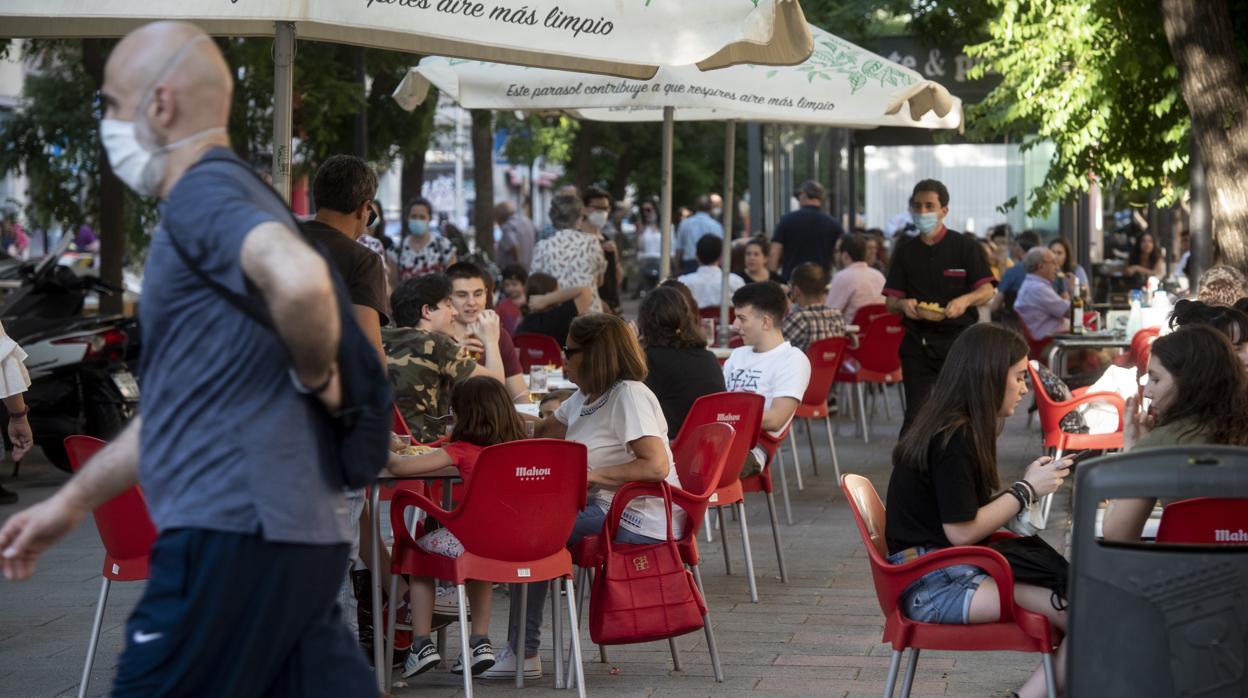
[1156,498,1248,543]
[566,422,734,681]
[64,435,158,698]
[675,392,774,603]
[513,332,563,371]
[840,474,1059,698]
[1017,315,1054,365]
[850,303,892,330]
[387,439,588,695]
[791,336,851,484]
[1028,361,1125,454]
[1113,326,1160,368]
[837,313,905,443]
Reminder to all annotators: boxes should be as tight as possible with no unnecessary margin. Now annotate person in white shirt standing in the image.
[826,232,886,325]
[723,282,811,476]
[678,234,745,309]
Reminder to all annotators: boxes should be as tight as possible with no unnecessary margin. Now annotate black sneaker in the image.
[402,639,441,678]
[451,638,496,676]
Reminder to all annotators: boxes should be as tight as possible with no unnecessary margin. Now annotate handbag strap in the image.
[600,480,674,558]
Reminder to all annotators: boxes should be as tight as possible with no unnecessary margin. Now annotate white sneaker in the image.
[480,645,542,679]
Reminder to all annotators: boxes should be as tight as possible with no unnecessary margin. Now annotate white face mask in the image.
[587,211,609,228]
[99,36,224,198]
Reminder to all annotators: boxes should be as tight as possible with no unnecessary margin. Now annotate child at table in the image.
[387,376,526,679]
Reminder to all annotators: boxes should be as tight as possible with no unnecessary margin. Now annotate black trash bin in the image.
[1069,446,1248,697]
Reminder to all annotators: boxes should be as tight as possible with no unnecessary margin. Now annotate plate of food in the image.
[401,444,436,456]
[915,301,946,322]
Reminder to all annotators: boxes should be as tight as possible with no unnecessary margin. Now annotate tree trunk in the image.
[571,120,595,193]
[82,39,125,316]
[399,99,437,209]
[470,109,495,257]
[1160,0,1248,273]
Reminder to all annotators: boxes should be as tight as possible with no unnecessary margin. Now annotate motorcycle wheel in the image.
[33,379,130,475]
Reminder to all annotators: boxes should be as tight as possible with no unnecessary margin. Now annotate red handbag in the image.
[588,481,708,645]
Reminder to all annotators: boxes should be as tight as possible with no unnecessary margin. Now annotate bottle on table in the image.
[1070,279,1085,335]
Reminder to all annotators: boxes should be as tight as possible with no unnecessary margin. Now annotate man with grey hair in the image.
[494,199,536,269]
[0,21,375,695]
[769,179,844,281]
[675,193,725,274]
[532,193,607,313]
[1016,245,1071,340]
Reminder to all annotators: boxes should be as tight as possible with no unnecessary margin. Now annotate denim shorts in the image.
[886,546,988,625]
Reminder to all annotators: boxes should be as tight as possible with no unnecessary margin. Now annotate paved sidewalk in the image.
[0,391,1067,697]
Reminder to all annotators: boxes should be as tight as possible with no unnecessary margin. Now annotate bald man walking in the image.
[0,22,376,697]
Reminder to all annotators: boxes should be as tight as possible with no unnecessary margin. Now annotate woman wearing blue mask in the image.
[398,196,457,280]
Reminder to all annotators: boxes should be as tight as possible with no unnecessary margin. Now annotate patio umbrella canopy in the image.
[0,0,814,79]
[0,0,814,198]
[393,24,962,329]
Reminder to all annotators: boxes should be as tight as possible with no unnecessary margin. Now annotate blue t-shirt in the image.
[138,148,349,545]
[998,263,1027,295]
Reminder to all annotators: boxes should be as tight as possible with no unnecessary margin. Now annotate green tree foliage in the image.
[958,0,1248,218]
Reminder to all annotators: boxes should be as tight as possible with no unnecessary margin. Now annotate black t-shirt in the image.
[883,227,994,337]
[885,427,992,553]
[772,205,844,281]
[301,221,390,325]
[515,300,578,348]
[643,345,727,438]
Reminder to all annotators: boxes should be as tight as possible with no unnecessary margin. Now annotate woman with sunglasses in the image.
[485,313,682,680]
[636,197,663,294]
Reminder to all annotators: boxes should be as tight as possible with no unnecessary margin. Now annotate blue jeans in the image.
[887,546,987,625]
[511,502,658,655]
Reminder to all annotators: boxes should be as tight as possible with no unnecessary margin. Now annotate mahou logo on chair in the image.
[715,412,740,423]
[515,465,552,480]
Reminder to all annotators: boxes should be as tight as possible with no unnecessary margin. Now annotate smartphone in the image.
[1060,450,1099,469]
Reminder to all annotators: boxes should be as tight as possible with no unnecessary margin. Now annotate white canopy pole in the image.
[719,120,736,345]
[272,21,295,202]
[658,106,674,281]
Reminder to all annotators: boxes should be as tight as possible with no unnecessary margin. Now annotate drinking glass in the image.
[530,365,548,392]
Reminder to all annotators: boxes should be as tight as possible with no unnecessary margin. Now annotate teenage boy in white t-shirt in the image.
[724,281,812,475]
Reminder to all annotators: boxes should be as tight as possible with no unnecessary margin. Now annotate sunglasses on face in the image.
[563,346,583,358]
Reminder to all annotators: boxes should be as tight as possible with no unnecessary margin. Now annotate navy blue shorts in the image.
[113,528,375,697]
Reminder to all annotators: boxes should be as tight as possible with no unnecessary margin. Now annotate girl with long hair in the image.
[1103,324,1248,541]
[1047,237,1088,298]
[387,376,528,678]
[886,323,1071,698]
[1125,232,1164,286]
[740,236,783,283]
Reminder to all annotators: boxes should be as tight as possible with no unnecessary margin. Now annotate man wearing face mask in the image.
[582,186,623,314]
[674,194,725,275]
[0,22,375,696]
[884,179,997,433]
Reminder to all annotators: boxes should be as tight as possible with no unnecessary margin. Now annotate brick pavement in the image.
[0,388,1067,697]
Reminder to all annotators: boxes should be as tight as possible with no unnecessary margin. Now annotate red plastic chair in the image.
[387,439,589,695]
[1112,327,1161,369]
[566,422,735,681]
[64,435,158,698]
[675,392,775,603]
[850,303,892,330]
[836,313,906,443]
[1155,498,1248,543]
[1028,361,1126,454]
[790,336,851,485]
[513,332,563,371]
[841,474,1060,698]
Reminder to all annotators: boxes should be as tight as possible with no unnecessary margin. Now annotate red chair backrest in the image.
[671,392,764,490]
[1026,361,1063,432]
[445,439,587,561]
[1017,315,1053,364]
[1156,498,1248,544]
[671,422,736,501]
[801,336,850,406]
[852,313,905,374]
[513,332,563,371]
[64,436,157,566]
[1129,327,1160,367]
[841,474,899,616]
[850,303,891,329]
[699,306,735,322]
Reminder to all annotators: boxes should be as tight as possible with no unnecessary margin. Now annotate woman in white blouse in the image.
[486,312,681,680]
[0,320,33,504]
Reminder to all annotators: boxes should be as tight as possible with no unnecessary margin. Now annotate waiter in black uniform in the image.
[883,179,997,433]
